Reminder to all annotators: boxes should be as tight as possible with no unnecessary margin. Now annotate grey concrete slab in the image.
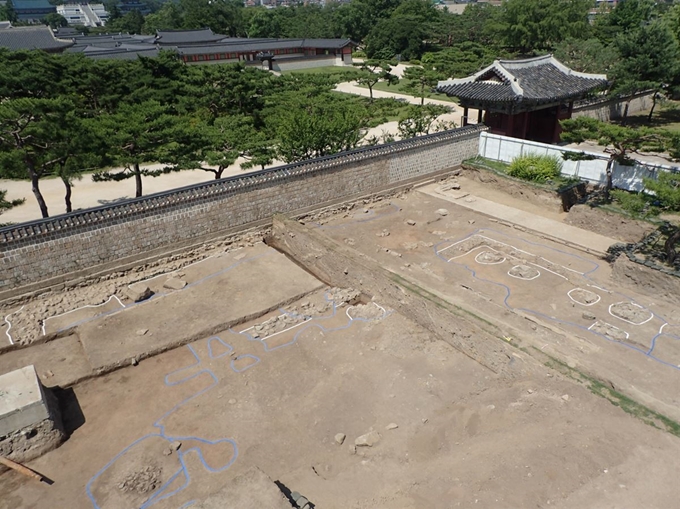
[0,365,49,436]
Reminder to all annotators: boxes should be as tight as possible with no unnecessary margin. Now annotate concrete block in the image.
[0,365,50,437]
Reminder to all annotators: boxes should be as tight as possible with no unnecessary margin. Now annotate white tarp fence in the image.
[478,132,679,192]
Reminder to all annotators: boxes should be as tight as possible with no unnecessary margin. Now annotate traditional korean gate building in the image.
[436,55,608,144]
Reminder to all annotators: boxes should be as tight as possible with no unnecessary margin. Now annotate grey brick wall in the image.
[0,125,485,291]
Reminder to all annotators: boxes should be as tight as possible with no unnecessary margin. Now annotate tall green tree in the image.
[554,37,617,74]
[274,99,367,162]
[402,64,443,105]
[499,0,593,54]
[354,60,398,102]
[0,190,24,216]
[611,21,680,122]
[397,104,452,138]
[42,13,68,28]
[0,98,74,218]
[92,101,186,198]
[179,0,245,37]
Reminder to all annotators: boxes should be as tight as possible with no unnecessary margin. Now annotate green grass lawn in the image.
[359,79,459,104]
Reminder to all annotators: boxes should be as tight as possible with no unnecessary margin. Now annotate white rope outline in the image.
[567,288,601,307]
[4,305,24,345]
[608,301,654,326]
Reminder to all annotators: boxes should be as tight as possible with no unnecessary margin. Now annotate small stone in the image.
[561,394,570,401]
[163,278,187,291]
[386,423,399,430]
[125,286,154,303]
[163,448,172,456]
[335,433,346,445]
[422,418,429,424]
[527,389,535,394]
[131,358,138,366]
[406,220,416,226]
[170,441,182,451]
[349,444,356,454]
[136,329,149,336]
[468,220,475,224]
[435,208,449,217]
[582,312,596,320]
[355,431,381,447]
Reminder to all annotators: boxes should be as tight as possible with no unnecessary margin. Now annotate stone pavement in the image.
[417,182,618,256]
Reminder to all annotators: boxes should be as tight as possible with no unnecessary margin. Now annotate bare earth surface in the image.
[1,180,679,508]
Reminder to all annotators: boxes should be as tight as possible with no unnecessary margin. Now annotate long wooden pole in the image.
[0,456,44,482]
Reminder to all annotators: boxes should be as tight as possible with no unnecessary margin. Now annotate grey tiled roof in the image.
[0,26,74,51]
[437,55,607,105]
[175,38,354,55]
[155,28,226,45]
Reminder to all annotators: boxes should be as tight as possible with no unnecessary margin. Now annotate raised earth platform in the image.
[0,365,64,466]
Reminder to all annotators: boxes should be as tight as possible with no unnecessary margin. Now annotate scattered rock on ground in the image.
[118,465,162,494]
[163,278,187,291]
[386,423,399,430]
[582,312,596,321]
[335,433,346,445]
[406,220,416,226]
[435,208,449,217]
[136,329,149,336]
[126,286,154,303]
[355,430,381,447]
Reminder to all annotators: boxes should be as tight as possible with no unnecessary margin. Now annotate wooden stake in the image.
[0,456,44,482]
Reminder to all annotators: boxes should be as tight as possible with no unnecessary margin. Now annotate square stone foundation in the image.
[0,365,64,468]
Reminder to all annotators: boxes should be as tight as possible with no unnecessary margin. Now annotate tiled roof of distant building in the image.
[0,25,74,51]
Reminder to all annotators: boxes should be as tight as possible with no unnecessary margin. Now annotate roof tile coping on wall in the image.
[0,125,486,247]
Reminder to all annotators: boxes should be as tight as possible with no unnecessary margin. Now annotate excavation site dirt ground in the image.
[2,181,680,508]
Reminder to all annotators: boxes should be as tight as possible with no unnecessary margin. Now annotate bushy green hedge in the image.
[507,154,563,183]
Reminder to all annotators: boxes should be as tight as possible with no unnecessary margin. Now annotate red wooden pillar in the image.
[506,113,515,138]
[521,111,529,139]
[552,104,562,144]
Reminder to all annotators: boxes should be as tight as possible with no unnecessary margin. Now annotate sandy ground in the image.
[2,285,680,509]
[1,180,680,507]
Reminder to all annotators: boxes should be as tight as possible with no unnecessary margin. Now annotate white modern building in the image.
[56,3,109,27]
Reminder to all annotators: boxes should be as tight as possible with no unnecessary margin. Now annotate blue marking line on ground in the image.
[433,228,680,371]
[86,292,390,508]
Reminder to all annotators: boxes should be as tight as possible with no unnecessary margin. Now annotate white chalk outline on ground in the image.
[589,320,630,340]
[41,296,125,336]
[441,234,571,280]
[588,284,612,294]
[567,288,601,307]
[608,301,654,326]
[507,265,541,281]
[4,305,24,345]
[346,302,388,320]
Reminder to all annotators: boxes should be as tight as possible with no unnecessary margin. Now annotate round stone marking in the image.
[475,250,506,265]
[508,264,540,280]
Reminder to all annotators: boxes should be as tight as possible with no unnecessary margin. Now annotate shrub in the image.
[507,154,563,183]
[611,189,654,217]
